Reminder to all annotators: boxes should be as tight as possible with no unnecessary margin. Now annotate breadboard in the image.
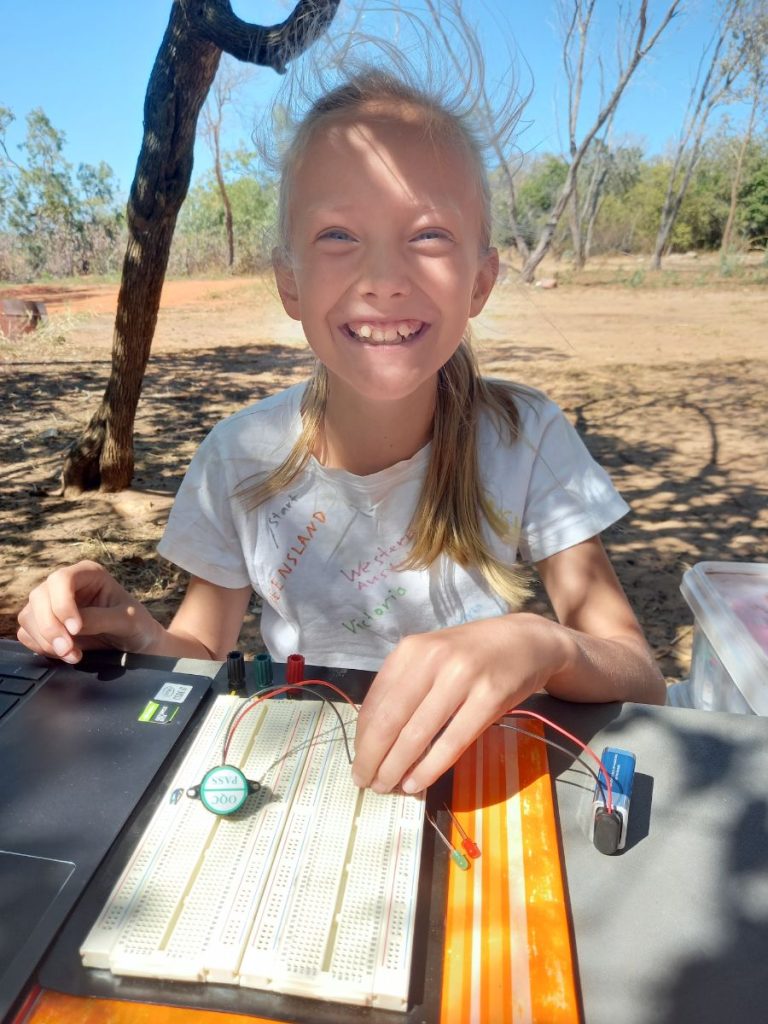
[80,695,425,1012]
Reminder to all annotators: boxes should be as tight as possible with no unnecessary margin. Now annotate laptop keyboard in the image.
[0,657,51,721]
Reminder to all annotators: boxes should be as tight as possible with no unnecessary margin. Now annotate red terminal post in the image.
[444,803,481,859]
[286,653,305,698]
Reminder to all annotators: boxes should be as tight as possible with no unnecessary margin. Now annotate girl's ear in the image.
[469,246,500,317]
[272,250,302,321]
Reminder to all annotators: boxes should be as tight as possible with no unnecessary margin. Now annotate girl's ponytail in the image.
[401,339,530,609]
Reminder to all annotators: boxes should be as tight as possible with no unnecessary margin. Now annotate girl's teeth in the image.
[348,321,422,340]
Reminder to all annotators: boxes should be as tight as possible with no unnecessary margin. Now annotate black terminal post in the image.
[227,650,246,696]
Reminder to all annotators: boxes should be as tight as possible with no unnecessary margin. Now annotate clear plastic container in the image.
[680,562,768,714]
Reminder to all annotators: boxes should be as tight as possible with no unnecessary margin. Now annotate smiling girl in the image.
[17,68,666,795]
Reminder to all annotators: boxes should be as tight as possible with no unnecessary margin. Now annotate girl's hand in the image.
[17,559,163,664]
[351,613,572,794]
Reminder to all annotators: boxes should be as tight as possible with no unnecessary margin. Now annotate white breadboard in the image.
[80,695,425,1012]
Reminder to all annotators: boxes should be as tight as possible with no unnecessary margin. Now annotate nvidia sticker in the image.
[138,700,179,725]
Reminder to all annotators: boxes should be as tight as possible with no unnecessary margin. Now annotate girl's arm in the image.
[166,575,253,659]
[351,536,666,794]
[535,535,666,705]
[17,560,252,664]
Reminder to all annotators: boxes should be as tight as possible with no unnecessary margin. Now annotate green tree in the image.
[8,109,81,275]
[171,147,276,274]
[651,0,759,268]
[0,106,16,212]
[0,106,122,278]
[593,159,668,253]
[721,2,768,253]
[75,161,125,274]
[740,152,768,244]
[512,156,569,250]
[576,141,644,258]
[672,152,730,250]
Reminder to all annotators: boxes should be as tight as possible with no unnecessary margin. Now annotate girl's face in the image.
[275,112,498,412]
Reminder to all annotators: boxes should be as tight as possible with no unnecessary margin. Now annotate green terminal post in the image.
[253,652,273,691]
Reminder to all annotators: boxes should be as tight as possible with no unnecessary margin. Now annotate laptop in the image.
[0,638,214,1022]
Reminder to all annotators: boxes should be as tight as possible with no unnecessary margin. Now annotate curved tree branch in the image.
[181,0,340,72]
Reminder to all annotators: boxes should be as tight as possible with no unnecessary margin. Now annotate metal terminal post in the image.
[226,651,246,695]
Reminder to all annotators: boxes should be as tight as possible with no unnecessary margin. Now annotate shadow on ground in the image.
[1,345,766,679]
[0,342,312,645]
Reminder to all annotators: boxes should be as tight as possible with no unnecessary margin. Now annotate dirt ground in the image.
[1,254,766,683]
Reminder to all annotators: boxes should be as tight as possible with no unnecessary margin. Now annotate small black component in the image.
[227,651,246,694]
[593,808,623,855]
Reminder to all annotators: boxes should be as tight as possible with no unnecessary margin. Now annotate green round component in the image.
[199,764,250,816]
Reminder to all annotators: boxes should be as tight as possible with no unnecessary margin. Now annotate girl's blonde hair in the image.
[242,65,530,609]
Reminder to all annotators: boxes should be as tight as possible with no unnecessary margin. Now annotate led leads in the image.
[444,803,481,859]
[426,810,470,870]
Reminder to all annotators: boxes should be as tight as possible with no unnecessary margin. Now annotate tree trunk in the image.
[721,96,758,256]
[582,163,609,262]
[61,0,339,494]
[221,168,235,268]
[650,0,748,271]
[520,162,579,282]
[63,5,220,494]
[650,205,674,270]
[66,225,181,489]
[211,121,235,267]
[495,149,530,261]
[568,182,584,269]
[651,112,711,271]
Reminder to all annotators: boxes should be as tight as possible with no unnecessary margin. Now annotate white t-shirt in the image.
[157,382,628,670]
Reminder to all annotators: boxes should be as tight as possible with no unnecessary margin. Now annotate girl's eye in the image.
[412,229,452,243]
[318,229,355,242]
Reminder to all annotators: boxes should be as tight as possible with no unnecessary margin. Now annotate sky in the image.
[0,0,737,201]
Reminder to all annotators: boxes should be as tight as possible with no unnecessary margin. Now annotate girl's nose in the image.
[357,245,411,299]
